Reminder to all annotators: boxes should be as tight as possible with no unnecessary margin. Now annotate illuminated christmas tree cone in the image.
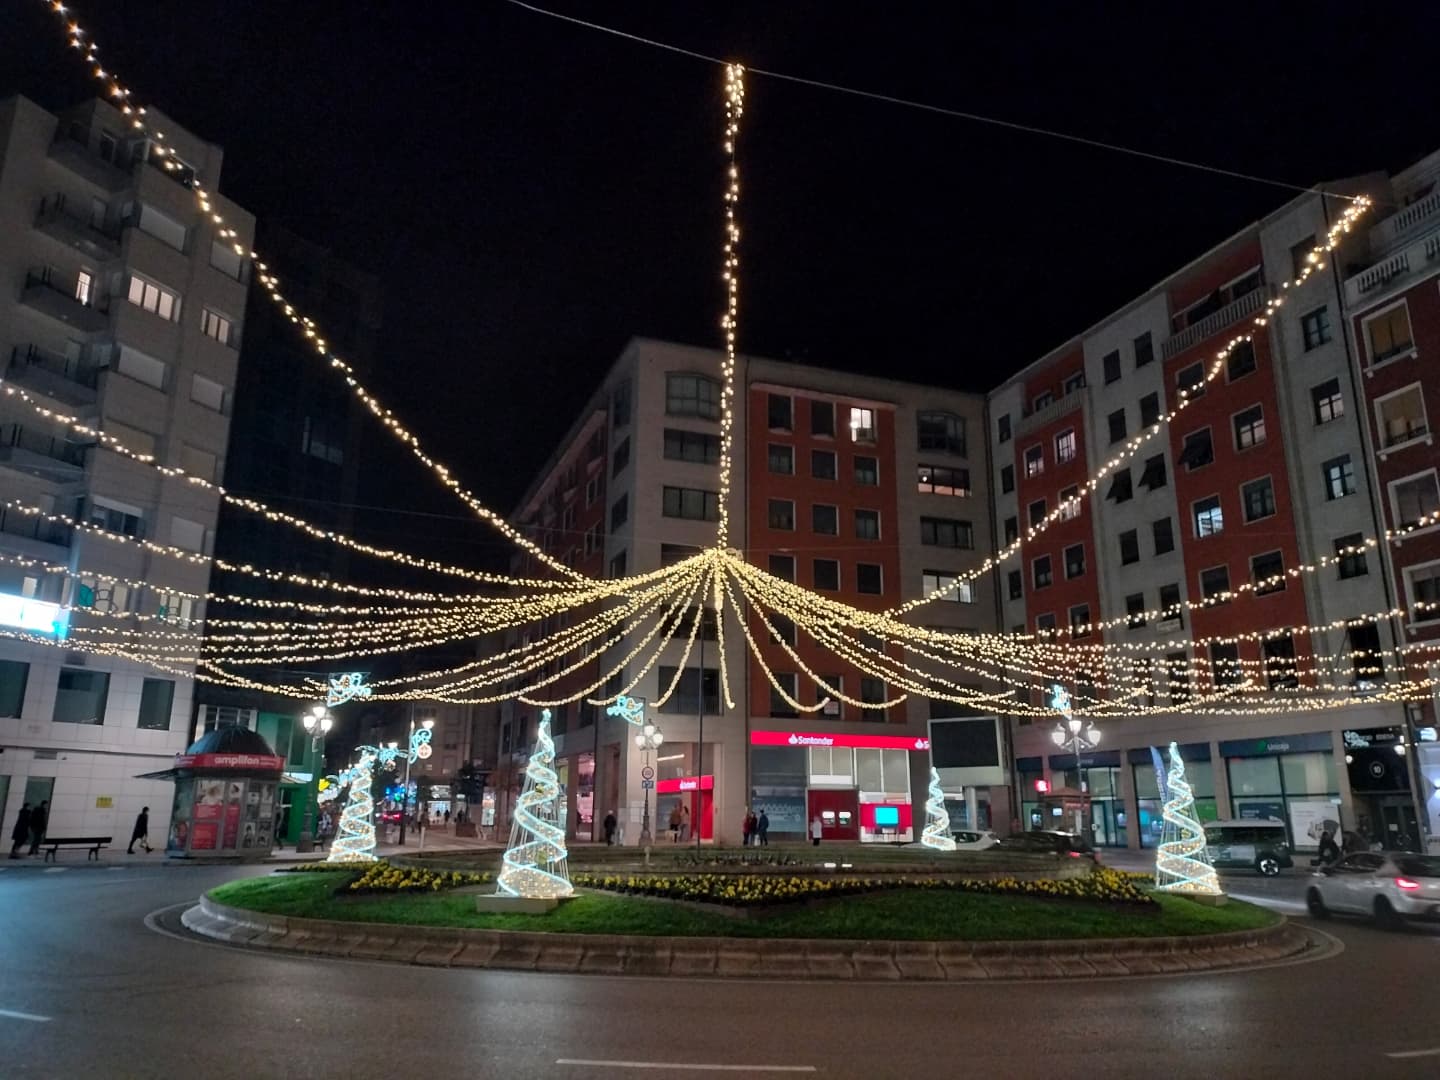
[327,751,379,864]
[1154,742,1223,898]
[920,767,956,851]
[496,710,573,899]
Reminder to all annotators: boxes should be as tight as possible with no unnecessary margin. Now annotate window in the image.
[1199,565,1230,601]
[1033,556,1053,589]
[1391,472,1440,529]
[1027,499,1046,528]
[1055,429,1077,464]
[854,509,881,539]
[811,449,837,480]
[209,239,243,279]
[1102,350,1121,384]
[1133,331,1154,368]
[666,373,721,419]
[1242,477,1276,522]
[1064,371,1086,394]
[657,667,720,715]
[1335,534,1368,580]
[609,494,628,531]
[1069,605,1091,636]
[1211,643,1243,688]
[922,571,975,604]
[997,414,1012,442]
[1032,391,1054,411]
[1159,584,1183,627]
[811,400,835,437]
[1301,306,1332,350]
[849,407,876,442]
[1064,543,1086,579]
[767,499,795,531]
[1311,379,1343,424]
[1004,516,1018,544]
[126,274,180,321]
[1024,445,1044,477]
[1364,304,1414,365]
[584,476,600,507]
[770,673,800,718]
[1226,340,1257,381]
[1290,235,1317,279]
[812,503,838,535]
[583,524,602,557]
[917,464,970,496]
[1253,550,1286,594]
[663,428,719,464]
[200,308,232,346]
[662,486,719,521]
[768,443,794,475]
[1035,612,1057,633]
[769,554,796,581]
[1107,468,1133,503]
[813,558,840,591]
[54,667,109,725]
[854,456,879,485]
[1126,593,1146,628]
[919,516,971,548]
[1176,362,1206,399]
[612,436,630,476]
[1178,428,1213,470]
[1193,495,1224,538]
[155,591,195,628]
[1107,408,1127,444]
[1408,564,1440,623]
[611,379,632,427]
[860,677,887,722]
[918,411,965,455]
[1058,486,1081,520]
[856,563,883,595]
[1263,634,1298,689]
[1139,393,1160,429]
[1000,465,1014,494]
[0,660,28,717]
[1376,385,1429,448]
[1007,570,1022,600]
[1233,404,1266,449]
[1153,517,1175,555]
[137,678,174,730]
[609,550,628,578]
[1323,456,1356,500]
[1119,530,1140,565]
[112,344,166,390]
[661,543,700,566]
[191,374,226,413]
[767,393,793,431]
[1138,454,1166,490]
[1348,625,1384,682]
[88,497,144,538]
[1167,651,1190,704]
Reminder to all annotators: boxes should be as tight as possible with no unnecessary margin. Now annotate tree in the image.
[920,766,956,851]
[497,710,573,898]
[1154,742,1222,895]
[326,750,379,864]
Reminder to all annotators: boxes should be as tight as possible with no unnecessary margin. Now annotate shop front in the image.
[1220,732,1339,852]
[1048,749,1124,846]
[1344,726,1419,851]
[654,774,714,841]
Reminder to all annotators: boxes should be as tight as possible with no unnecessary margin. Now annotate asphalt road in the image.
[2,860,1439,1079]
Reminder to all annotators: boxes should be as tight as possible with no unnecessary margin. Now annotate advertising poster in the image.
[753,794,806,833]
[192,779,224,850]
[223,781,244,849]
[1288,800,1340,850]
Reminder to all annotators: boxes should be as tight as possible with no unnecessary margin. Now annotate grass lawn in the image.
[211,872,1278,941]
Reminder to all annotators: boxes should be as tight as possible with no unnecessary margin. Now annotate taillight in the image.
[1396,877,1421,891]
[1067,851,1081,858]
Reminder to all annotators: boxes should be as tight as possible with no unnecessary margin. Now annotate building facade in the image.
[0,95,254,846]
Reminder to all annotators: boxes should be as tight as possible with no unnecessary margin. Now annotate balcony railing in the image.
[1161,287,1267,360]
[0,424,90,482]
[1345,228,1440,309]
[1382,418,1430,450]
[1016,386,1084,439]
[47,130,134,194]
[34,194,123,258]
[20,268,110,334]
[7,345,103,409]
[1370,189,1440,253]
[0,506,73,549]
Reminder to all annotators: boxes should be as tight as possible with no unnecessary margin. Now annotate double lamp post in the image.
[297,704,333,853]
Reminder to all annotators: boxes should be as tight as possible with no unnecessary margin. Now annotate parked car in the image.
[1202,819,1292,876]
[998,829,1099,863]
[951,829,1000,852]
[378,810,401,824]
[1306,853,1440,928]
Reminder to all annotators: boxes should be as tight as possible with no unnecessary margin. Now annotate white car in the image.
[951,829,1000,852]
[1305,852,1440,928]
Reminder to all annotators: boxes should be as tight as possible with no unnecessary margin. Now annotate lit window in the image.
[127,274,180,321]
[849,407,876,442]
[1024,445,1044,477]
[917,464,970,496]
[1365,304,1413,366]
[1193,496,1224,538]
[1055,429,1077,464]
[1311,379,1343,424]
[1323,456,1355,501]
[922,571,974,604]
[1058,486,1080,520]
[1233,405,1266,450]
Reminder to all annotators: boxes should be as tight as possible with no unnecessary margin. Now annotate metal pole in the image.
[640,745,653,845]
[400,702,413,847]
[697,624,704,853]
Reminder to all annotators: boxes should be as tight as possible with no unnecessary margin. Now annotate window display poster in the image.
[223,781,244,848]
[1288,800,1340,850]
[753,794,806,833]
[192,779,224,850]
[168,779,193,851]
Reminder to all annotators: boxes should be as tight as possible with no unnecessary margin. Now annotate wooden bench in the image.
[40,837,112,863]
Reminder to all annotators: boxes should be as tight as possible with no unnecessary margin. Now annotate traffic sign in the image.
[641,779,655,790]
[641,765,655,780]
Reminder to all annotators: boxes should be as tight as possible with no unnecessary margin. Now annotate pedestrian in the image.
[603,809,617,846]
[1317,828,1341,865]
[680,804,690,842]
[444,809,451,826]
[9,802,31,859]
[809,814,822,847]
[757,809,770,847]
[128,806,152,854]
[668,803,682,843]
[28,799,48,857]
[741,810,753,847]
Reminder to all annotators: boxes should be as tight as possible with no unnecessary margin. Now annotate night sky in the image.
[4,1,1437,565]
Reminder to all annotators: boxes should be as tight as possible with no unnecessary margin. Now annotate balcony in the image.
[1016,386,1084,439]
[47,131,134,194]
[0,425,91,485]
[0,505,73,558]
[7,345,103,411]
[19,268,110,334]
[1369,189,1440,254]
[1345,231,1440,309]
[1161,287,1267,360]
[34,194,124,261]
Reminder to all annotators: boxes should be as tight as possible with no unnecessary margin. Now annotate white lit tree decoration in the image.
[1154,742,1222,897]
[496,710,573,900]
[321,727,433,864]
[920,767,956,851]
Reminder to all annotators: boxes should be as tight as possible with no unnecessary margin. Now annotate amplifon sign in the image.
[750,731,931,752]
[174,753,285,771]
[0,592,67,637]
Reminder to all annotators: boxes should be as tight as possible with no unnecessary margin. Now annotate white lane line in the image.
[557,1061,815,1073]
[1386,1047,1440,1059]
[0,1008,51,1023]
[1224,891,1307,915]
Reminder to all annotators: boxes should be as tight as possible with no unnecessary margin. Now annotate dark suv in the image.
[1000,829,1100,864]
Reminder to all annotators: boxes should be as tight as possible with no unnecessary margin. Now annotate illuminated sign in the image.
[656,775,714,794]
[1035,779,1050,794]
[0,592,67,637]
[750,730,931,751]
[326,672,372,707]
[174,753,285,771]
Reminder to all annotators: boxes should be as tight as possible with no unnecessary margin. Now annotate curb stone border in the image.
[182,894,1315,981]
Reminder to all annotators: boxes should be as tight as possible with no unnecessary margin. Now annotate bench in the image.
[40,837,112,863]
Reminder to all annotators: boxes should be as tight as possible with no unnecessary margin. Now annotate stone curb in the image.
[182,894,1315,981]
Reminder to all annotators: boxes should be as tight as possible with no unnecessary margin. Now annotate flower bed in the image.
[347,863,492,894]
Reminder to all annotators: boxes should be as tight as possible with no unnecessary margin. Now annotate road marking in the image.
[41,867,67,874]
[1386,1047,1440,1059]
[1224,891,1307,915]
[557,1061,815,1073]
[0,1008,51,1023]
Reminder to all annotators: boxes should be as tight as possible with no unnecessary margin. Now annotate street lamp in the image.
[634,722,664,846]
[1048,685,1100,835]
[398,710,436,847]
[297,704,333,853]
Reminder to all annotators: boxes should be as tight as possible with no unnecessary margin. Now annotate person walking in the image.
[668,803,682,843]
[27,799,48,857]
[9,803,31,858]
[1317,828,1341,866]
[757,809,770,847]
[603,809,617,846]
[741,810,753,847]
[128,806,151,854]
[809,814,823,847]
[680,804,690,842]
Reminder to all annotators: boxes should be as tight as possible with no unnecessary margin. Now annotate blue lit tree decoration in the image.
[497,710,572,899]
[920,767,956,851]
[1154,742,1222,896]
[321,726,433,864]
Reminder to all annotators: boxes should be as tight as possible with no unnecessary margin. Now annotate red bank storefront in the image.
[750,730,930,843]
[654,774,715,841]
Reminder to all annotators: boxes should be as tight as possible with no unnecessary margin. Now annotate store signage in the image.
[174,752,285,771]
[1344,728,1402,749]
[1219,732,1331,757]
[656,774,714,794]
[0,592,67,637]
[751,730,931,752]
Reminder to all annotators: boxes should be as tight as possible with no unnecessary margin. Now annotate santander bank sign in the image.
[750,730,930,752]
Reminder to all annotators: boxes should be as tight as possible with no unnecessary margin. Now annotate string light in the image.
[1154,743,1222,896]
[921,767,956,851]
[496,709,573,899]
[715,63,744,548]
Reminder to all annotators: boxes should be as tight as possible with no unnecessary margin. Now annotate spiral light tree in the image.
[920,767,956,851]
[325,751,380,864]
[496,710,573,900]
[1154,742,1223,897]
